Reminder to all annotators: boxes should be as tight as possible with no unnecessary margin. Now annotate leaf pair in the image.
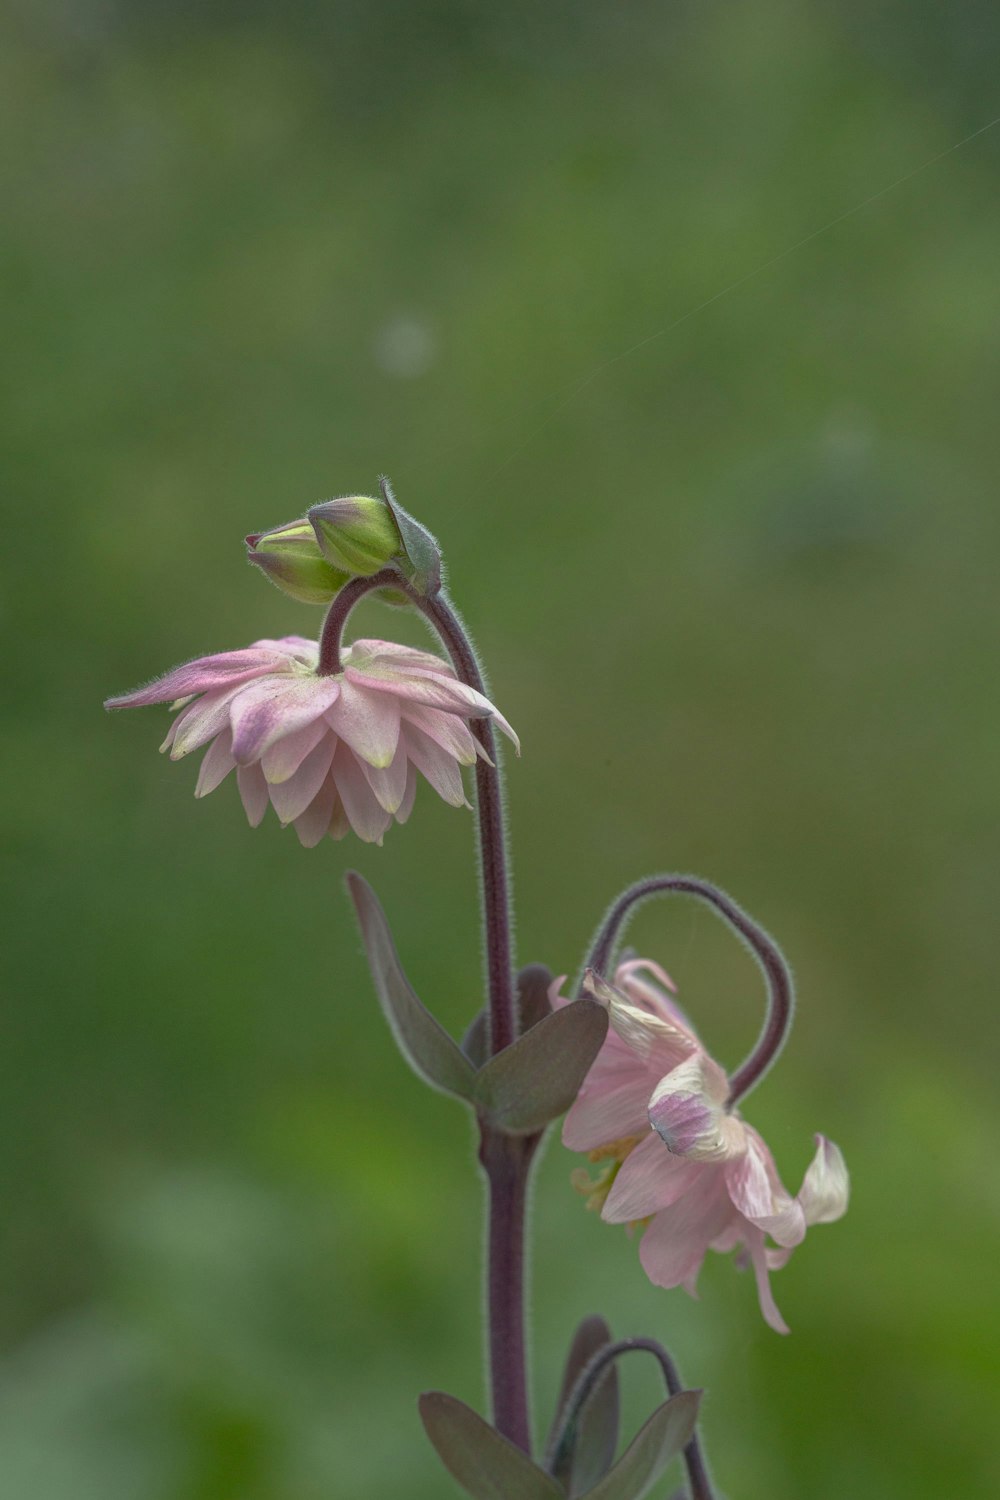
[419,1384,699,1500]
[346,873,608,1133]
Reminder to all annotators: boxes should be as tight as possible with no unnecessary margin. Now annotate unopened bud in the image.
[245,519,348,605]
[309,480,442,596]
[308,494,404,577]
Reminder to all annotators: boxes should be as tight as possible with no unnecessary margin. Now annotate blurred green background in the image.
[3,1,999,1496]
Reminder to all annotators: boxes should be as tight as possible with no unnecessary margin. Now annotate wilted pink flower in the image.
[106,636,518,846]
[557,960,848,1333]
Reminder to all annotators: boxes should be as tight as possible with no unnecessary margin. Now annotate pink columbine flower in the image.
[105,635,518,846]
[557,960,848,1333]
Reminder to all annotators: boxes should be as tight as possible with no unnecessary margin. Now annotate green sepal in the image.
[473,1000,608,1134]
[548,1316,620,1498]
[419,1392,563,1500]
[345,872,476,1102]
[584,1392,701,1500]
[379,475,442,596]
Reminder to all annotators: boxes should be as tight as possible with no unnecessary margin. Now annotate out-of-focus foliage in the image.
[2,2,998,1496]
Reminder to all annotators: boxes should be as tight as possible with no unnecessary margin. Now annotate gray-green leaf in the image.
[474,999,608,1134]
[345,872,476,1101]
[547,1316,620,1498]
[584,1392,700,1500]
[419,1392,564,1500]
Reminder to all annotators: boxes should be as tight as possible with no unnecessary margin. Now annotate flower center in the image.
[570,1134,644,1215]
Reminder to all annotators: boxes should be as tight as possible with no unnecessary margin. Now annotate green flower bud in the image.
[308,494,404,577]
[245,519,349,605]
[309,480,442,596]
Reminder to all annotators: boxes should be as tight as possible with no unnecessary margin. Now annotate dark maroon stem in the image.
[319,568,527,1444]
[546,1337,716,1500]
[479,1128,539,1452]
[419,592,517,1055]
[583,875,794,1105]
[318,574,517,1054]
[316,568,400,677]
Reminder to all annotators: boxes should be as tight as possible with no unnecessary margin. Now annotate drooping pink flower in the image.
[105,635,518,846]
[557,960,848,1333]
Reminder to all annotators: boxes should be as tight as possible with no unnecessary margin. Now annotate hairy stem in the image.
[582,874,794,1104]
[546,1337,716,1500]
[320,566,524,1444]
[318,575,517,1054]
[479,1128,539,1452]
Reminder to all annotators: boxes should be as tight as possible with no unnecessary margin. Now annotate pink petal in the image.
[170,687,246,759]
[331,748,394,844]
[325,678,401,768]
[725,1132,806,1248]
[616,959,699,1039]
[229,675,341,765]
[400,702,480,766]
[648,1054,743,1162]
[617,957,679,996]
[583,972,698,1074]
[348,639,456,676]
[268,737,337,824]
[602,1133,704,1224]
[562,1079,651,1153]
[797,1135,850,1226]
[194,730,236,797]
[328,795,351,841]
[744,1227,790,1334]
[638,1169,734,1288]
[253,635,318,660]
[105,649,289,708]
[403,724,468,807]
[237,763,269,827]
[260,719,329,784]
[359,744,410,813]
[394,765,419,825]
[346,664,520,753]
[292,775,337,848]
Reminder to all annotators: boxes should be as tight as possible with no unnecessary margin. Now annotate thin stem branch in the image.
[545,1337,716,1500]
[582,874,794,1105]
[316,568,400,676]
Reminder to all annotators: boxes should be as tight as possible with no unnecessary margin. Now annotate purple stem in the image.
[583,875,794,1105]
[319,569,530,1447]
[545,1337,716,1500]
[479,1128,538,1453]
[318,574,517,1054]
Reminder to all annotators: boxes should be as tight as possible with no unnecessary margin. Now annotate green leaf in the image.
[584,1392,700,1500]
[345,873,476,1101]
[547,1316,620,1498]
[474,1000,608,1134]
[419,1392,564,1500]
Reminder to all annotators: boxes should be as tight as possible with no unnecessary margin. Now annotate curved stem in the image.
[582,875,794,1105]
[419,592,516,1055]
[318,574,517,1054]
[319,569,524,1445]
[545,1337,716,1500]
[316,568,400,676]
